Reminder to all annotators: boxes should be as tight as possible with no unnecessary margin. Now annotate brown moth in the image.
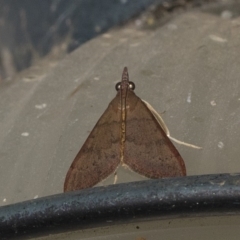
[64,67,186,192]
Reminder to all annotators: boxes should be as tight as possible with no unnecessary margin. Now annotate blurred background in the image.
[1,0,236,81]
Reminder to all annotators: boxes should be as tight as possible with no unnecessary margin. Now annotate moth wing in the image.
[64,96,121,192]
[124,91,186,178]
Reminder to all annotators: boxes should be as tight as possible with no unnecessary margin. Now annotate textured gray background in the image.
[1,11,240,208]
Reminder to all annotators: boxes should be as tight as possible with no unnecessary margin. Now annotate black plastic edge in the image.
[1,173,240,239]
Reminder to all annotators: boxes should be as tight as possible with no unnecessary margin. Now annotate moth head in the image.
[115,81,135,91]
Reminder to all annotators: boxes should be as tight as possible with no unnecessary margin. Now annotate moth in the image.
[64,67,186,192]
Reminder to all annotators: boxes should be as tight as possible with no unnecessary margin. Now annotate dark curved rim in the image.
[1,173,240,239]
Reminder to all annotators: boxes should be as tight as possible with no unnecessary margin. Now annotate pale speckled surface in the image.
[1,12,240,208]
[38,216,240,240]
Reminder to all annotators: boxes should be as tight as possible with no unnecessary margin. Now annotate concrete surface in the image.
[38,215,240,240]
[1,11,240,207]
